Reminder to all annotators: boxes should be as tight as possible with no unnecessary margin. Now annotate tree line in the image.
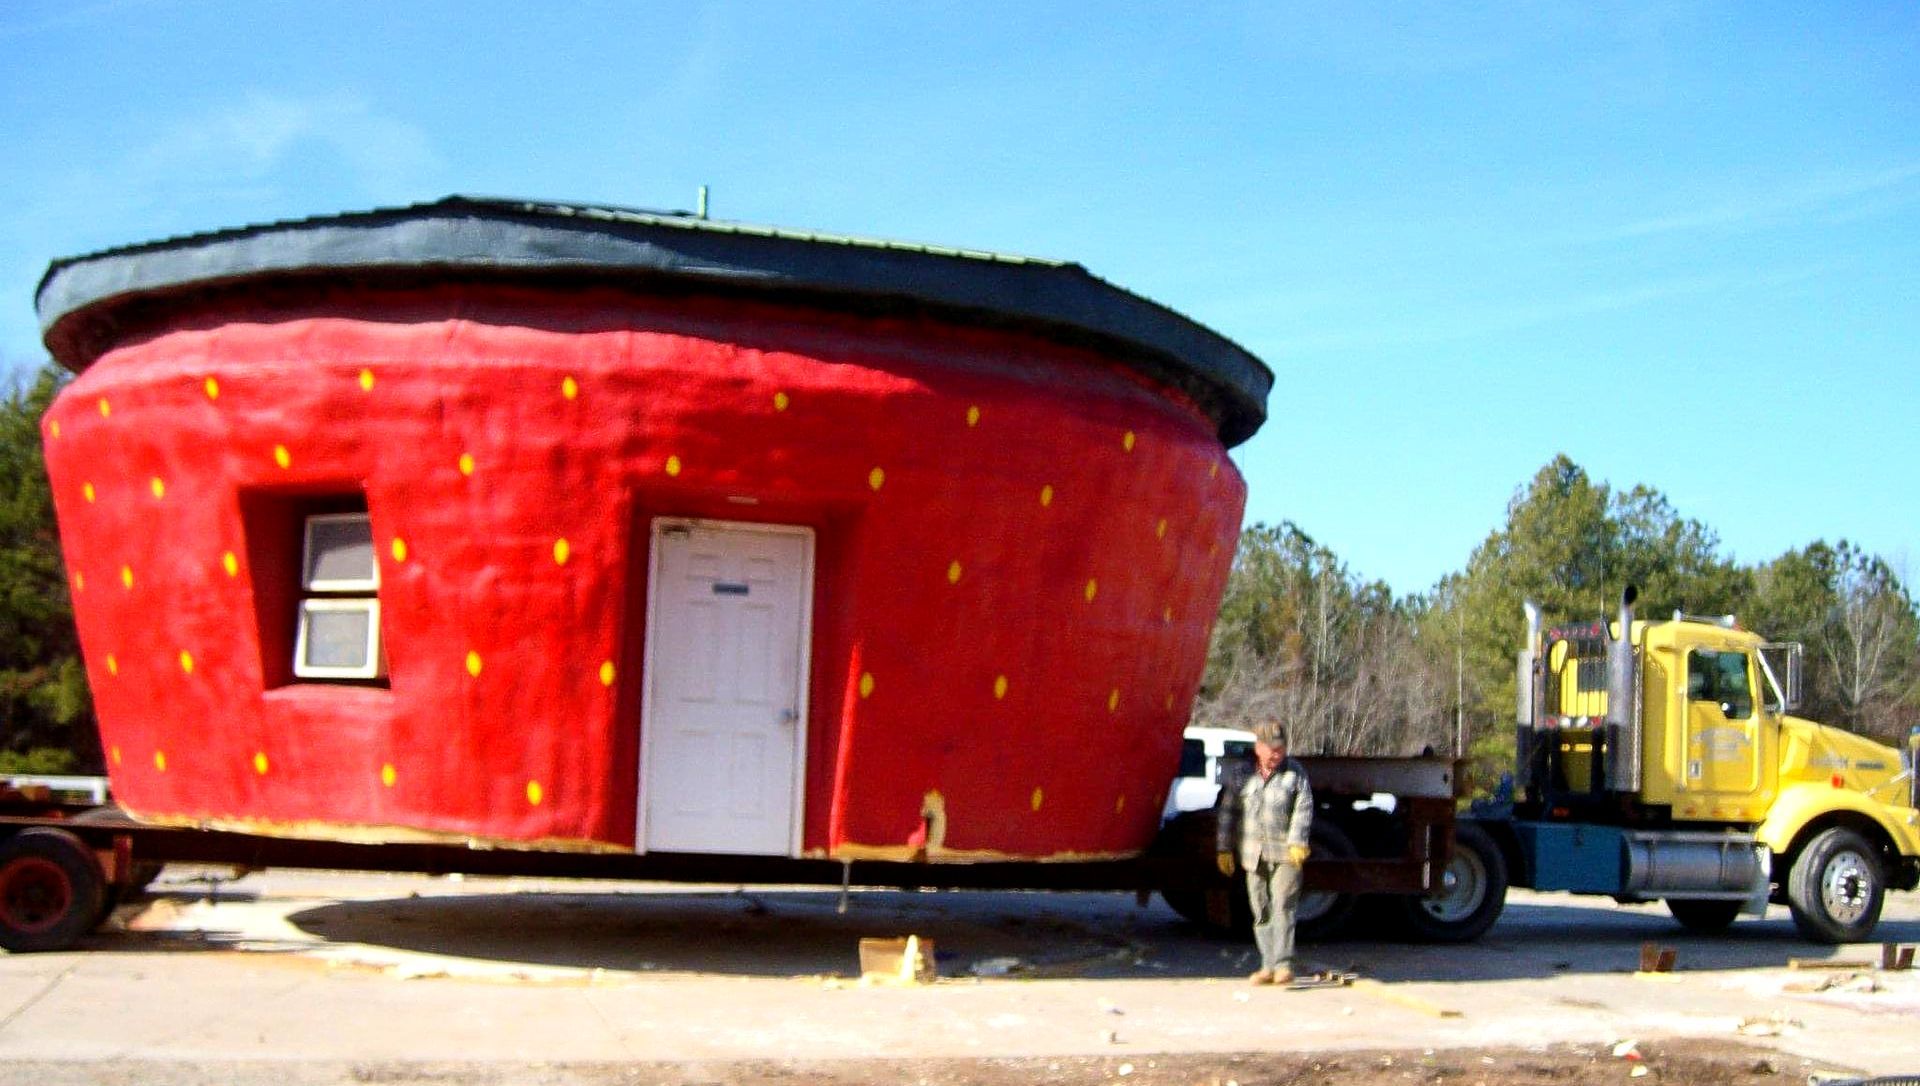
[1198,454,1920,782]
[0,363,1914,778]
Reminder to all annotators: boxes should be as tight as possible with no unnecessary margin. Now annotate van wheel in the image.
[1787,827,1884,944]
[1397,822,1507,943]
[0,828,108,953]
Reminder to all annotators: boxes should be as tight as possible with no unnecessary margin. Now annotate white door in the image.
[641,521,812,855]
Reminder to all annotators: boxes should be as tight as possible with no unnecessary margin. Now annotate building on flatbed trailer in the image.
[33,197,1271,862]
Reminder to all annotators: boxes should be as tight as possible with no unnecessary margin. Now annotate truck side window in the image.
[1688,650,1753,720]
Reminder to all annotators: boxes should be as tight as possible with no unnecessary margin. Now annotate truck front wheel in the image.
[1397,822,1507,943]
[1786,827,1885,944]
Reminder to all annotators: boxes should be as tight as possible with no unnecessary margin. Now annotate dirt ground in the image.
[0,1041,1821,1085]
[2,869,1916,1085]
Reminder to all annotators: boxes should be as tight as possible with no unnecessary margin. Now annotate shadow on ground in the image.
[94,884,1909,982]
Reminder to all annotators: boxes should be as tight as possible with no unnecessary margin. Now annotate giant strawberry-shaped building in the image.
[34,197,1269,861]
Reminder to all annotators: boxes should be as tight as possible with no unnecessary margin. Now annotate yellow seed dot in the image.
[773,391,790,411]
[664,455,682,477]
[561,375,579,400]
[110,745,122,766]
[223,551,239,577]
[599,660,616,687]
[994,675,1008,700]
[527,780,544,806]
[72,572,84,592]
[458,453,476,476]
[1039,484,1054,507]
[150,477,165,499]
[1163,606,1174,624]
[1115,794,1127,814]
[390,538,407,563]
[1165,693,1176,711]
[105,654,117,675]
[381,763,397,788]
[204,376,220,400]
[178,651,194,674]
[154,750,167,772]
[868,467,885,491]
[253,752,269,775]
[858,672,875,699]
[97,398,111,418]
[1156,518,1168,539]
[965,405,981,427]
[1123,430,1136,451]
[1108,688,1120,713]
[553,538,571,565]
[1030,787,1044,812]
[48,420,61,439]
[358,368,375,392]
[273,444,291,469]
[1084,578,1098,602]
[1209,461,1221,479]
[947,560,962,585]
[120,566,133,590]
[466,650,483,677]
[82,482,95,503]
[1209,541,1219,556]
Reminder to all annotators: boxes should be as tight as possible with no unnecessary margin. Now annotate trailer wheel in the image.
[1665,898,1743,934]
[1786,827,1884,944]
[1398,822,1506,943]
[69,805,164,895]
[1296,822,1358,941]
[0,828,108,953]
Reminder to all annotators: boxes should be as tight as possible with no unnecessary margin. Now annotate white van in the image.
[1161,725,1257,821]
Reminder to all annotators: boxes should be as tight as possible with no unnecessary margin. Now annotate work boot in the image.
[1247,968,1274,985]
[1271,967,1295,985]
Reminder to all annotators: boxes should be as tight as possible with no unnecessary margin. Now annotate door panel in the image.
[643,522,811,855]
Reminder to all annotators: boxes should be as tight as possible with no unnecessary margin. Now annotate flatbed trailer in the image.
[0,756,1465,953]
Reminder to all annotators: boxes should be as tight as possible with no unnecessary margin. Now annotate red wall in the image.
[43,282,1245,860]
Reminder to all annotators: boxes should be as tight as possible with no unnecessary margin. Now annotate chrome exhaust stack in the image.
[1605,585,1642,793]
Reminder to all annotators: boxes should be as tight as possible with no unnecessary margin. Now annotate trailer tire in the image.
[1665,898,1742,934]
[69,805,164,895]
[0,828,108,953]
[1397,822,1506,943]
[1296,822,1359,942]
[1786,827,1884,944]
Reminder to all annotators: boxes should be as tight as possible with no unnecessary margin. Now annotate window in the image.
[1687,650,1752,720]
[293,510,384,681]
[1177,739,1206,779]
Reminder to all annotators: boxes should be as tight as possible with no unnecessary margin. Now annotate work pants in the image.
[1246,858,1301,972]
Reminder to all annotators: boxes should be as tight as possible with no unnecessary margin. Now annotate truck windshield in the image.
[1688,650,1753,719]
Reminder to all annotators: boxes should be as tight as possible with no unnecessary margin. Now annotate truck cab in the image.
[1498,588,1920,942]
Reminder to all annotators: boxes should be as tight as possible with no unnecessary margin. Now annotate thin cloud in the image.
[133,91,439,196]
[1574,163,1920,244]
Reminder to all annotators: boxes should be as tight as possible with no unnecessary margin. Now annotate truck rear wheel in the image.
[0,828,108,953]
[1786,827,1884,944]
[1296,822,1358,941]
[1397,822,1506,943]
[1665,898,1742,934]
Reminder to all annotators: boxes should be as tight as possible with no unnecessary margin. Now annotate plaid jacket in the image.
[1215,757,1314,868]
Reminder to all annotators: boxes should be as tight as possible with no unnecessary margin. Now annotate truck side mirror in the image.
[1759,643,1803,712]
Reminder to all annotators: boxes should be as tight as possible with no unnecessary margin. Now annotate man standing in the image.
[1215,722,1313,985]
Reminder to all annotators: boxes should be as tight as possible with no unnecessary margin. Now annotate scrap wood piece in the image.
[1283,969,1358,991]
[1880,943,1915,971]
[1350,978,1461,1017]
[1789,957,1877,970]
[1638,942,1677,973]
[858,934,936,985]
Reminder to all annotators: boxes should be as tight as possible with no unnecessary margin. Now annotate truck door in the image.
[1683,649,1762,804]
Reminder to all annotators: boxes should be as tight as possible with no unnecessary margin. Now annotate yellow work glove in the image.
[1215,851,1235,877]
[1288,843,1311,867]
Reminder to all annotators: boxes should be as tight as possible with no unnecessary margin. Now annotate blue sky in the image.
[3,2,1915,595]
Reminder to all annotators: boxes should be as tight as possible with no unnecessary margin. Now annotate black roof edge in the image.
[36,196,1271,446]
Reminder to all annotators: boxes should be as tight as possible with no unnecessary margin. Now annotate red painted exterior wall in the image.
[42,282,1244,860]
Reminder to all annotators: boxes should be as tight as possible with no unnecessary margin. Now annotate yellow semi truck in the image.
[1426,587,1920,944]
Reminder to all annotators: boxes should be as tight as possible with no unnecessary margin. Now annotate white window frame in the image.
[302,512,380,592]
[293,597,386,680]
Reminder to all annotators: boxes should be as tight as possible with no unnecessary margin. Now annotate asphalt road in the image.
[1,867,1916,1082]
